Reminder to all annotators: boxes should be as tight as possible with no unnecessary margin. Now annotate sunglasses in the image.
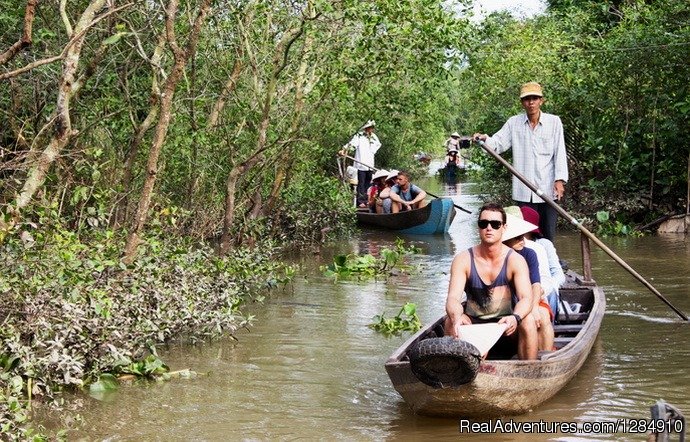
[477,219,503,229]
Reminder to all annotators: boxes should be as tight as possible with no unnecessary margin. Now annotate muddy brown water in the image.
[50,178,690,441]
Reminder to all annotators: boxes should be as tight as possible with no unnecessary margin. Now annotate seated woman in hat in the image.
[443,149,460,182]
[366,169,389,213]
[520,206,565,319]
[504,207,557,352]
[376,169,398,214]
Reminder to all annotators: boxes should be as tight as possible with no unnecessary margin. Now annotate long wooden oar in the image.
[476,139,689,321]
[338,154,472,214]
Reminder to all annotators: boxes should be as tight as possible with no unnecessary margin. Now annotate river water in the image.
[59,176,689,441]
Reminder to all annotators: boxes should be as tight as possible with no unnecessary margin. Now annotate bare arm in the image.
[445,251,471,338]
[388,188,412,210]
[498,253,533,335]
[531,282,544,328]
[408,187,427,206]
[379,187,391,199]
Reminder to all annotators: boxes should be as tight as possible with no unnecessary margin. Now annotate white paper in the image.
[457,323,508,355]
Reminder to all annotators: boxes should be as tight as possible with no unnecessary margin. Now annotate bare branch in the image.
[60,0,74,38]
[0,0,39,66]
[0,3,133,81]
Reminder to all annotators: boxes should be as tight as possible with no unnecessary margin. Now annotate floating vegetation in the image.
[321,239,420,280]
[369,302,422,335]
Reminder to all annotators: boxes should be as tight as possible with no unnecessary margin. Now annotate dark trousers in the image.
[518,201,558,243]
[356,170,373,206]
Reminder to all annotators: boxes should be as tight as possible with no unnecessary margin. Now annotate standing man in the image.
[340,120,381,208]
[473,82,568,242]
[445,203,538,360]
[445,132,461,152]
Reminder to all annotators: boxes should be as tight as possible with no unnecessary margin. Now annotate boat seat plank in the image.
[554,336,574,347]
[553,324,583,334]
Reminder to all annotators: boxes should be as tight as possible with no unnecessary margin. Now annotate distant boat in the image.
[356,198,455,234]
[384,270,605,417]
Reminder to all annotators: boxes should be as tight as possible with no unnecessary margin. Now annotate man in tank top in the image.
[444,202,538,360]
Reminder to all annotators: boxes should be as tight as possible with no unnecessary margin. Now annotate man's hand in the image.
[449,314,473,338]
[532,311,542,329]
[472,133,488,142]
[554,180,565,200]
[498,314,519,336]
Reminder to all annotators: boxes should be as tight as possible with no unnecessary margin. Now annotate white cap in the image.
[386,169,400,181]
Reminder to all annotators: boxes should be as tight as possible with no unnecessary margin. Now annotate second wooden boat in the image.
[356,198,455,234]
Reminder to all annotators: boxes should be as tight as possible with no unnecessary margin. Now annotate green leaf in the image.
[89,373,119,392]
[103,32,127,45]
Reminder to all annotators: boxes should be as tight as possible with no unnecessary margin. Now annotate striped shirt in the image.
[486,112,568,203]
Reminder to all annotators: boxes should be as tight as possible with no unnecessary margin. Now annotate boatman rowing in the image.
[340,120,381,208]
[445,202,538,360]
[473,82,568,243]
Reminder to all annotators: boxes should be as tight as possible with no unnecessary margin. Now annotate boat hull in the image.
[356,198,455,234]
[385,272,605,417]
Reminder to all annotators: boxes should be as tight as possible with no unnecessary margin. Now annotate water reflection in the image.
[54,181,690,441]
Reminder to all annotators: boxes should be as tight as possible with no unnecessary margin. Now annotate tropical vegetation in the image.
[1,0,688,437]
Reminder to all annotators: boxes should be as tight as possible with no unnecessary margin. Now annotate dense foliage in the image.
[456,0,690,225]
[0,214,292,437]
[1,0,689,437]
[322,239,421,279]
[369,302,422,335]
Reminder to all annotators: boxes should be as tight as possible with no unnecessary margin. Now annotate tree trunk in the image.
[123,0,212,264]
[207,56,244,129]
[262,1,315,215]
[14,0,107,210]
[116,33,166,226]
[219,154,263,254]
[218,23,304,254]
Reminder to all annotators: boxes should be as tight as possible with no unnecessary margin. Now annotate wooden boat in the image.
[356,198,456,234]
[384,270,605,417]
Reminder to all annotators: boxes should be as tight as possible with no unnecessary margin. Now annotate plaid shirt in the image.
[486,112,568,203]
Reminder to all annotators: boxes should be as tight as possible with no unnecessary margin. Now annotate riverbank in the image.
[0,224,294,438]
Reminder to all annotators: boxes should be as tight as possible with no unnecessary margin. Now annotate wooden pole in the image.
[476,140,688,322]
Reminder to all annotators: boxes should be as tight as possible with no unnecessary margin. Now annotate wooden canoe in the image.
[384,270,605,417]
[356,198,456,234]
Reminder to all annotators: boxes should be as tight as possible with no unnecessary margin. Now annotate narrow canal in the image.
[63,176,690,441]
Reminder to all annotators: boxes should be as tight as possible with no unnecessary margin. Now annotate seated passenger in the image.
[520,205,565,317]
[366,169,388,213]
[389,170,428,213]
[377,169,398,214]
[502,211,554,352]
[444,203,538,360]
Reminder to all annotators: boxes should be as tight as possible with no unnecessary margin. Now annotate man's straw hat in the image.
[519,82,543,99]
